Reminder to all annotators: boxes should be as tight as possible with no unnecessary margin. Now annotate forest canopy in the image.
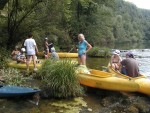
[0,0,150,49]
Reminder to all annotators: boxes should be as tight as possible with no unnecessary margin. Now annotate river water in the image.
[1,42,150,113]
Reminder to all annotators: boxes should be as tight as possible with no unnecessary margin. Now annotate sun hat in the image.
[21,48,26,52]
[113,50,120,55]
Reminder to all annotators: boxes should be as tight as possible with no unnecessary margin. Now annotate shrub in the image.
[38,59,83,98]
[0,68,25,86]
[87,46,111,57]
[0,48,10,68]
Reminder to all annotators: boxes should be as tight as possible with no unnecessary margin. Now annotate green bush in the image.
[38,59,83,98]
[0,48,10,68]
[0,68,25,86]
[87,46,111,58]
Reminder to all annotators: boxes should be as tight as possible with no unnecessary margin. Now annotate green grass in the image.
[38,59,83,98]
[0,68,25,86]
[0,48,10,68]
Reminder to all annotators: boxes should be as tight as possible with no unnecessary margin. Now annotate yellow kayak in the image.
[108,64,150,95]
[7,59,78,70]
[37,52,78,58]
[76,65,139,92]
[7,60,44,70]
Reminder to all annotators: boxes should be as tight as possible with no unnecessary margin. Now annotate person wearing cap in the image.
[120,52,139,77]
[11,46,20,60]
[50,45,59,60]
[44,37,49,59]
[16,48,26,63]
[49,44,59,60]
[24,33,38,71]
[110,50,122,70]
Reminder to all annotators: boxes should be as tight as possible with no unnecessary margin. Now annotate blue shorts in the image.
[121,67,127,75]
[78,53,86,58]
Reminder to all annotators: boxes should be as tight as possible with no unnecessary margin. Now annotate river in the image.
[1,42,150,113]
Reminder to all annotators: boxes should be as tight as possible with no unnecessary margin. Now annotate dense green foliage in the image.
[0,48,10,68]
[0,0,150,49]
[87,47,111,57]
[38,59,83,98]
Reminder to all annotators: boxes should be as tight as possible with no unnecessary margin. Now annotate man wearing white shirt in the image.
[24,33,38,71]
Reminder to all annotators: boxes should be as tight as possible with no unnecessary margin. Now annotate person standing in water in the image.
[24,33,38,71]
[44,37,49,59]
[77,33,92,65]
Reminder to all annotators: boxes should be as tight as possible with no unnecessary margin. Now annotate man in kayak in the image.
[120,52,139,77]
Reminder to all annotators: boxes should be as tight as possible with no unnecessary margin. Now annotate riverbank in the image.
[1,87,150,113]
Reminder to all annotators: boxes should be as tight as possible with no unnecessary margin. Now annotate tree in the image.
[6,0,43,48]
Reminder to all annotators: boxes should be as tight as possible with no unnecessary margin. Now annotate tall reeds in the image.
[38,59,83,98]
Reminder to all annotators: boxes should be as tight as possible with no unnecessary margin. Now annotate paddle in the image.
[68,45,76,53]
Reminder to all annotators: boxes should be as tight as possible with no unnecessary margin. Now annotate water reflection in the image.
[86,57,110,70]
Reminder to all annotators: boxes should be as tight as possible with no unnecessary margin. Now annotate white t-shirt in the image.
[24,38,36,55]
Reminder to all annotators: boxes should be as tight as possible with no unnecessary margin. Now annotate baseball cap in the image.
[126,52,134,58]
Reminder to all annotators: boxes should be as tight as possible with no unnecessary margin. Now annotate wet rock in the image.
[127,105,139,113]
[132,96,150,113]
[97,90,150,113]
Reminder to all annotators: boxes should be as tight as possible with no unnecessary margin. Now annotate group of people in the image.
[11,33,39,71]
[44,38,59,59]
[12,32,139,77]
[11,33,92,71]
[110,50,139,77]
[11,46,26,63]
[11,33,59,71]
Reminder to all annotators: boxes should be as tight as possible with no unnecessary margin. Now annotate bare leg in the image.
[80,54,86,65]
[78,57,81,65]
[32,55,37,69]
[26,55,31,70]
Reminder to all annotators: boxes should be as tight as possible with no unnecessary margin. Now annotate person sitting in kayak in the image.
[11,46,20,60]
[49,43,59,60]
[110,50,122,70]
[120,52,139,77]
[16,48,26,63]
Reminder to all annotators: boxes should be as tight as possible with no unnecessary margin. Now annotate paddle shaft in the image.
[68,46,75,53]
